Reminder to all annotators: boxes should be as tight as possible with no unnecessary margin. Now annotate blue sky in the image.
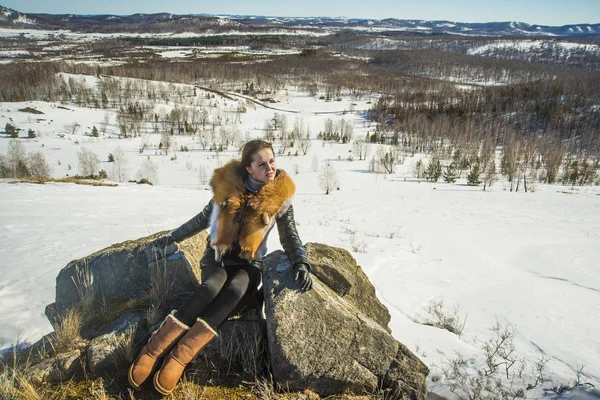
[5,0,600,26]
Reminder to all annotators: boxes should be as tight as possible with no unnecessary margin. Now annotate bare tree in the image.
[136,157,158,184]
[311,155,319,172]
[109,146,129,182]
[28,152,50,177]
[375,145,397,174]
[6,139,27,177]
[77,148,100,177]
[160,130,173,155]
[64,122,81,136]
[414,159,425,179]
[318,161,339,195]
[197,164,208,185]
[483,159,497,191]
[299,133,312,155]
[352,139,370,161]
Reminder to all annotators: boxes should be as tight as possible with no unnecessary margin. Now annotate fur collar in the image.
[209,160,295,261]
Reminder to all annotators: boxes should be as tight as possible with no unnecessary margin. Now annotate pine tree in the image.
[91,126,99,137]
[424,159,442,182]
[467,162,482,186]
[5,123,18,138]
[443,163,459,183]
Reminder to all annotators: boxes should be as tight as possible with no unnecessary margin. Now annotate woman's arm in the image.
[276,204,309,268]
[170,199,214,242]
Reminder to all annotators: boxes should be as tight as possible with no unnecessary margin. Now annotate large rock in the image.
[86,313,146,376]
[45,230,208,330]
[263,250,428,399]
[24,350,83,385]
[305,242,391,330]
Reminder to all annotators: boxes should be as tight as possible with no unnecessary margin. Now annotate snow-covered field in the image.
[1,74,599,399]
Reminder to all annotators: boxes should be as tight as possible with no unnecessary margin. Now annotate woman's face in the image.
[246,148,277,183]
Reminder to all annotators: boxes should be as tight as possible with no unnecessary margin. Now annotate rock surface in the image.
[262,250,428,399]
[45,230,208,330]
[304,242,391,330]
[24,350,83,385]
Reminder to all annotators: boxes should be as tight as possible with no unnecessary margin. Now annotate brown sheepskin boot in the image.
[128,313,189,390]
[153,318,217,395]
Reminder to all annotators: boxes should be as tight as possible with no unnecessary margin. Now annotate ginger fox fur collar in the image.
[209,159,295,261]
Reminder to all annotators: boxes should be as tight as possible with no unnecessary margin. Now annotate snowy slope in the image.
[1,75,599,399]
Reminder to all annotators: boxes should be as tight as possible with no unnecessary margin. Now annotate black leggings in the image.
[174,261,261,329]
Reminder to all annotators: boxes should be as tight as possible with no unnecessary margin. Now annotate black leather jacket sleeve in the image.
[170,199,214,242]
[276,204,310,270]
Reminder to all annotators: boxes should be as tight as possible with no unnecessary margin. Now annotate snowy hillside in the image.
[1,72,600,399]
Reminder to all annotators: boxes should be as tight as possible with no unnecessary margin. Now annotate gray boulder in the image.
[262,250,428,399]
[86,313,146,376]
[304,242,391,330]
[45,230,208,331]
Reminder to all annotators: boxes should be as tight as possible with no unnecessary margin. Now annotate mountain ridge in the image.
[1,5,599,37]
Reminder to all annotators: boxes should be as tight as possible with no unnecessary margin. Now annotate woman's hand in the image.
[293,263,313,292]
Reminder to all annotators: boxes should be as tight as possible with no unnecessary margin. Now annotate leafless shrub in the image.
[526,355,550,390]
[482,321,517,378]
[341,225,356,235]
[350,232,367,253]
[409,241,421,253]
[424,299,467,336]
[442,352,525,400]
[544,364,596,395]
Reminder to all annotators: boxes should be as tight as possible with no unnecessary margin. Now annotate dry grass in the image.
[214,321,267,378]
[145,258,173,327]
[13,177,118,187]
[116,324,139,365]
[72,262,95,316]
[52,307,84,353]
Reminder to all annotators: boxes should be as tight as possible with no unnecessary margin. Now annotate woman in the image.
[128,139,313,395]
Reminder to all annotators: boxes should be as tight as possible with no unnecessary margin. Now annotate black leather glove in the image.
[151,234,175,249]
[293,263,313,292]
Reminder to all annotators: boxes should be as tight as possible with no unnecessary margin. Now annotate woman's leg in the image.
[152,264,261,394]
[174,262,227,326]
[201,264,261,329]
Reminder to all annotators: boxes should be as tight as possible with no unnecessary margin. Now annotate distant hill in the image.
[1,5,36,25]
[1,4,599,37]
[233,16,600,37]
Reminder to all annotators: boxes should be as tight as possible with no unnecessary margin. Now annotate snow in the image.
[468,40,600,56]
[0,50,31,57]
[157,49,194,58]
[0,27,331,42]
[1,73,599,399]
